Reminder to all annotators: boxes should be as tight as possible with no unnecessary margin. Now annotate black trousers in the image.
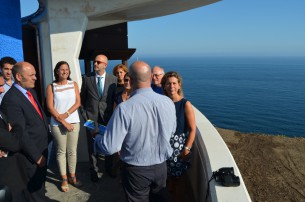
[23,155,48,202]
[121,161,169,202]
[85,129,113,174]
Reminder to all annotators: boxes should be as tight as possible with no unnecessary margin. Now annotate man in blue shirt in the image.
[95,61,176,202]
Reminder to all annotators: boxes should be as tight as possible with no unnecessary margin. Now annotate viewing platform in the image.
[45,107,251,202]
[46,160,126,201]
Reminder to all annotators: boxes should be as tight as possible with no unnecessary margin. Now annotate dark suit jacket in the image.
[0,86,50,194]
[0,112,27,200]
[80,72,117,125]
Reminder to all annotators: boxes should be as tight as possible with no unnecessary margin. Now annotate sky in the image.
[21,0,305,58]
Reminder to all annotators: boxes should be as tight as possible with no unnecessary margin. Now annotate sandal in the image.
[68,176,83,188]
[61,179,69,192]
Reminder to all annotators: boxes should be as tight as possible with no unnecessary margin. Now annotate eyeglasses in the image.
[124,79,130,82]
[94,60,107,65]
[152,73,164,78]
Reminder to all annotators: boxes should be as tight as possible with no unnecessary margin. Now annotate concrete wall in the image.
[188,107,252,202]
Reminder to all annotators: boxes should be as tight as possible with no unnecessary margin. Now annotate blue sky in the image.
[21,0,305,58]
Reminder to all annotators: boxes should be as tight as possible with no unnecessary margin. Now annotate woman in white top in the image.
[46,61,82,192]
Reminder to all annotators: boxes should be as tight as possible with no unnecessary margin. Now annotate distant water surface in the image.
[121,57,305,137]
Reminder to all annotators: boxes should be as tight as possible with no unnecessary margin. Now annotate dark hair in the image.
[12,63,23,79]
[161,71,184,97]
[54,61,71,82]
[0,57,17,69]
[124,72,130,79]
[0,72,3,77]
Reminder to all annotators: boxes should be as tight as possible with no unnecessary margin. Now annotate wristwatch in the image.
[184,146,191,151]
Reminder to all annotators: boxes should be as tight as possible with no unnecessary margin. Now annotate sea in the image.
[105,57,305,137]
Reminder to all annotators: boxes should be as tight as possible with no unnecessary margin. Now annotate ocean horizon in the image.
[89,56,305,137]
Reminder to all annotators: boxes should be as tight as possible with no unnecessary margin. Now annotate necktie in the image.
[97,77,104,97]
[26,91,43,119]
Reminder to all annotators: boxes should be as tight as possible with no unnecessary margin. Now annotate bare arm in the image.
[46,84,62,121]
[181,101,196,157]
[46,83,73,131]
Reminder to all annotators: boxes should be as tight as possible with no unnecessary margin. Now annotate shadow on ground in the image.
[45,157,126,202]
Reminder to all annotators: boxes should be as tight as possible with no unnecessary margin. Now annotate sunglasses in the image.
[94,60,106,65]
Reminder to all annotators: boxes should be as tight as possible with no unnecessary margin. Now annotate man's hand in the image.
[0,150,8,158]
[36,155,46,167]
[90,128,100,138]
[7,123,12,132]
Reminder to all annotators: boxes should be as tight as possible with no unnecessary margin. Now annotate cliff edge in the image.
[217,127,305,201]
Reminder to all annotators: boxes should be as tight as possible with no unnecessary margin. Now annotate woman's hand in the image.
[57,113,68,122]
[63,122,74,132]
[180,148,191,160]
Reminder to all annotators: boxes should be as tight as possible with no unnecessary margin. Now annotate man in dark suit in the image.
[0,62,50,201]
[0,72,27,201]
[0,114,27,202]
[80,54,117,181]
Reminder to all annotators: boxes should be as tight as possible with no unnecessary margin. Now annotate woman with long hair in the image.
[46,61,82,192]
[161,71,196,202]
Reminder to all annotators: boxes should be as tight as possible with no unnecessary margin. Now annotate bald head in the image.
[152,66,164,74]
[94,54,108,75]
[13,62,37,89]
[129,61,151,89]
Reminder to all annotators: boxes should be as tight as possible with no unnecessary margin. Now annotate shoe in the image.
[90,171,99,182]
[68,176,83,188]
[61,179,69,192]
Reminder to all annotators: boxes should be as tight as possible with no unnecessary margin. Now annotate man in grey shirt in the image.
[95,61,176,202]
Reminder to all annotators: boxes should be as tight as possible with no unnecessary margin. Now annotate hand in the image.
[0,150,8,158]
[36,155,46,167]
[63,122,74,132]
[7,123,12,131]
[180,149,191,161]
[90,127,100,138]
[57,113,68,121]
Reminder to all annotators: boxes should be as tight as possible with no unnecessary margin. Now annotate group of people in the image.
[0,54,196,202]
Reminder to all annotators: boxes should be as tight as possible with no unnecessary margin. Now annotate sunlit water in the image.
[85,57,305,137]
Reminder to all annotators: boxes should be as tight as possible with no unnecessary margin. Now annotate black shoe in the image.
[90,171,99,182]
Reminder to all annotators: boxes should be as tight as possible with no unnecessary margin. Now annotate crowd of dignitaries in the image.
[0,55,196,202]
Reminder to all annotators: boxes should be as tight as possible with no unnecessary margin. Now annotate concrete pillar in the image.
[45,2,88,87]
[40,2,88,162]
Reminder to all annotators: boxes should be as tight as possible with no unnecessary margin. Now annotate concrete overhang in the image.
[31,0,219,30]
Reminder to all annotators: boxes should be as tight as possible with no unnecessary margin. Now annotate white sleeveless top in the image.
[50,80,80,126]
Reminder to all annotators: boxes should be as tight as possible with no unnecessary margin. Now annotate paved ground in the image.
[45,160,126,202]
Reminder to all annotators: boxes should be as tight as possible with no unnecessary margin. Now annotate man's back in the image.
[96,61,176,201]
[100,88,176,166]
